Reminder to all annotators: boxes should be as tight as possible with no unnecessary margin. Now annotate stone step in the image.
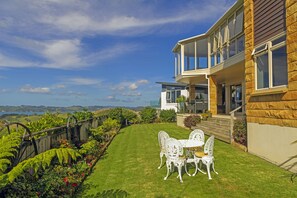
[198,122,230,130]
[193,126,230,143]
[199,121,230,128]
[193,116,231,143]
[196,125,230,136]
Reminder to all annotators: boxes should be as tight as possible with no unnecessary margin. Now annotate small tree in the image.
[140,107,157,123]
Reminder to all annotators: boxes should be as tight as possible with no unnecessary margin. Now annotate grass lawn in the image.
[78,123,297,197]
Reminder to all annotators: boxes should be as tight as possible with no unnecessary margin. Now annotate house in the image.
[172,0,297,171]
[156,82,207,112]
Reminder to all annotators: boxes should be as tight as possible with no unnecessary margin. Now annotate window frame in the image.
[254,32,287,91]
[209,6,244,66]
[166,89,181,103]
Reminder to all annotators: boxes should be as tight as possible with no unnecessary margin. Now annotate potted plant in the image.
[176,96,187,113]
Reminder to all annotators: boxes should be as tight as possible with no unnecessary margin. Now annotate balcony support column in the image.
[189,84,196,101]
[209,75,218,115]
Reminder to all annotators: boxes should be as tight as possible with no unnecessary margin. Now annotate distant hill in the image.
[0,105,146,113]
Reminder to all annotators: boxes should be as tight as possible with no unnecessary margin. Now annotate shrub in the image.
[159,109,176,122]
[184,115,201,129]
[122,108,138,124]
[89,118,120,142]
[200,113,209,121]
[101,118,121,132]
[108,108,124,124]
[26,112,66,132]
[233,118,247,146]
[140,107,157,123]
[73,110,93,121]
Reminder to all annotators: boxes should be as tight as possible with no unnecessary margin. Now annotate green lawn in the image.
[78,123,297,197]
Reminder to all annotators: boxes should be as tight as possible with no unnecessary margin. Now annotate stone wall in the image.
[244,0,297,128]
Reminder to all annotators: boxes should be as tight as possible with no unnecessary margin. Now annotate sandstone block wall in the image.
[244,0,297,128]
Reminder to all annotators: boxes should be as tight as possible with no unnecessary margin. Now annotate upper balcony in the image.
[172,0,245,84]
[173,34,209,84]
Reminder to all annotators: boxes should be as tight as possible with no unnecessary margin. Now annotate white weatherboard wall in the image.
[160,90,188,112]
[248,123,297,172]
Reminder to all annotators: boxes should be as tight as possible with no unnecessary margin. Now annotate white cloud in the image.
[63,90,85,96]
[0,0,234,69]
[20,84,51,94]
[112,79,149,92]
[65,77,101,85]
[52,84,66,89]
[122,92,142,97]
[137,79,149,84]
[86,43,140,65]
[129,83,138,90]
[0,53,37,68]
[0,35,140,69]
[42,39,82,68]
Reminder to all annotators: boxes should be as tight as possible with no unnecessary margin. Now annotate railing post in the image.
[230,112,234,143]
[229,104,246,144]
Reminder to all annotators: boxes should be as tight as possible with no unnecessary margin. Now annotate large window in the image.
[166,90,181,103]
[184,42,195,71]
[210,6,244,66]
[254,34,287,90]
[174,52,181,76]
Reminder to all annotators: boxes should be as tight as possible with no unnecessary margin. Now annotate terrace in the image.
[78,123,297,197]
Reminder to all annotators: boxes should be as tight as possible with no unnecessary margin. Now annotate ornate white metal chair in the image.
[163,138,186,183]
[184,129,205,176]
[193,135,218,179]
[189,129,205,143]
[157,131,169,169]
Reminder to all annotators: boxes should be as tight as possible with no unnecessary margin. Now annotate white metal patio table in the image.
[178,139,205,176]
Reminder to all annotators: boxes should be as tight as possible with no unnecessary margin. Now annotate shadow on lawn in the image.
[279,140,297,182]
[86,189,129,198]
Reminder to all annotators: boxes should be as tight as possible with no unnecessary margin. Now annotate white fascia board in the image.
[206,0,243,34]
[172,33,207,52]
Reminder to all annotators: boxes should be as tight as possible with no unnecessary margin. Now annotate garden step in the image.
[193,116,231,143]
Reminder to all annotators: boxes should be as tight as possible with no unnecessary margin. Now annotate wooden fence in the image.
[17,116,107,163]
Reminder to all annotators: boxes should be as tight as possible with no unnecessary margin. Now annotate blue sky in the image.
[0,0,235,107]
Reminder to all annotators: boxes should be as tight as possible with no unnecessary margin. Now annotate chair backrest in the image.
[189,129,205,143]
[165,138,183,161]
[204,135,215,156]
[158,131,169,150]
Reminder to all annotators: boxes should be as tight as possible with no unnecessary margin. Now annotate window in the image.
[166,90,181,103]
[254,33,287,90]
[256,53,269,89]
[222,45,227,60]
[216,51,221,64]
[229,40,236,57]
[221,23,227,44]
[272,46,287,86]
[237,35,245,53]
[184,42,195,71]
[174,52,181,76]
[209,6,245,66]
[234,7,243,36]
[211,54,215,67]
[228,16,235,39]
